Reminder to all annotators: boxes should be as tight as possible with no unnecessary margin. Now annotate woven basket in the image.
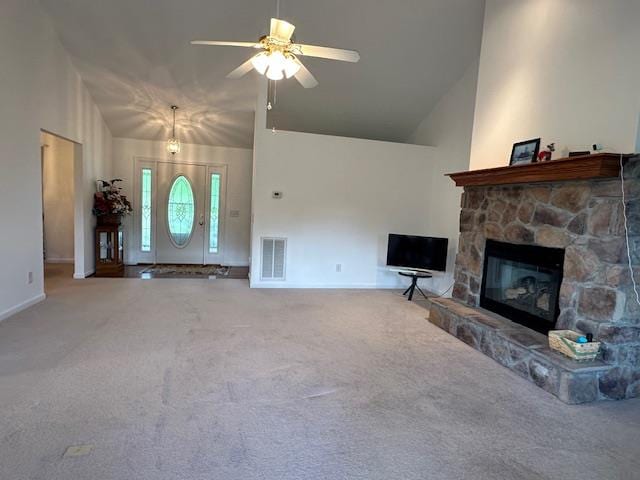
[548,330,600,362]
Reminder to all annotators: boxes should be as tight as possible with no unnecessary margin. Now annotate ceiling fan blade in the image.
[293,61,319,89]
[191,40,259,48]
[293,44,360,63]
[270,18,296,42]
[226,57,256,79]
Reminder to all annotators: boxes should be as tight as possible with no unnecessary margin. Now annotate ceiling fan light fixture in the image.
[251,52,270,75]
[265,50,287,80]
[266,65,284,81]
[283,54,301,78]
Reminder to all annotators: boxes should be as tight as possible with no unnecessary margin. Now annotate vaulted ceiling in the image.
[38,0,484,148]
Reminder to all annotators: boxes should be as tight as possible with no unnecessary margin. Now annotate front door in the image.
[135,160,226,265]
[157,162,206,264]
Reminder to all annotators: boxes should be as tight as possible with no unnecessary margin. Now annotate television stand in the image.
[398,271,432,301]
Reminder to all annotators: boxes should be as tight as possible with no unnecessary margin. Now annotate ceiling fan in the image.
[191,18,360,88]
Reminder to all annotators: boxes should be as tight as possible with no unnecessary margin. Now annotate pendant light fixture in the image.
[167,105,181,155]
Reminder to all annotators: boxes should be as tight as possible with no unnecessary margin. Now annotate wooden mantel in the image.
[447,153,632,187]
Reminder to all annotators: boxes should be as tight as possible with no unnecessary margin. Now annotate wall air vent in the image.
[261,237,286,281]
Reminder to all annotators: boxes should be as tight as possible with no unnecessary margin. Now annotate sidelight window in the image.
[209,174,221,253]
[141,168,152,252]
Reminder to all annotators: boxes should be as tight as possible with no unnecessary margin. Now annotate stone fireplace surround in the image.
[429,157,639,403]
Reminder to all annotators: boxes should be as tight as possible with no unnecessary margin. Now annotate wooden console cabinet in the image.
[95,224,124,277]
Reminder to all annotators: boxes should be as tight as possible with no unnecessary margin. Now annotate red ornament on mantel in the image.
[538,142,556,162]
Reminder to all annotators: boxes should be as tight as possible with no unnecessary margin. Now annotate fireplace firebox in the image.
[480,240,564,334]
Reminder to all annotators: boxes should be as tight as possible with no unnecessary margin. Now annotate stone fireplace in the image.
[429,155,639,403]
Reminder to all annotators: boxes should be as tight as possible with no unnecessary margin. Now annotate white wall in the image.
[408,59,481,293]
[252,83,444,289]
[0,0,113,320]
[251,130,439,288]
[42,133,75,263]
[112,138,252,266]
[470,0,640,170]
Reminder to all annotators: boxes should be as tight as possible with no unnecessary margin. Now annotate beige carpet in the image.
[0,265,638,480]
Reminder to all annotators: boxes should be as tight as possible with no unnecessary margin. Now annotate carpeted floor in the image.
[0,266,639,480]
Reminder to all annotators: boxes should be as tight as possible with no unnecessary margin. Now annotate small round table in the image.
[398,271,432,301]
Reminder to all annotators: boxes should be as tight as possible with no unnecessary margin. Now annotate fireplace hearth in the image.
[480,240,564,334]
[428,155,640,402]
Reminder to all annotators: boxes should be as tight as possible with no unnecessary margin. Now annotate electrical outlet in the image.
[27,271,33,284]
[336,264,342,273]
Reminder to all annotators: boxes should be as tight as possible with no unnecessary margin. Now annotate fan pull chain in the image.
[273,80,277,105]
[272,80,277,133]
[270,0,280,134]
[267,79,277,110]
[268,80,277,133]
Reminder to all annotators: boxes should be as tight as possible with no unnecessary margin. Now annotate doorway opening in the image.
[40,131,81,289]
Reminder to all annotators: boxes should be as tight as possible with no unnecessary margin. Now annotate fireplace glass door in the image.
[480,240,564,334]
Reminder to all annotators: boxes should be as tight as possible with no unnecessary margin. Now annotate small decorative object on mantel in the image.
[537,142,555,162]
[568,150,591,157]
[548,330,601,362]
[509,138,540,166]
[93,179,132,226]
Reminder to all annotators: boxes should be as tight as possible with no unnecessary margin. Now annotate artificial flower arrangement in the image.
[92,179,132,219]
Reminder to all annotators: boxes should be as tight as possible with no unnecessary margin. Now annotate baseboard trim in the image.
[0,293,47,322]
[73,269,95,279]
[249,282,392,289]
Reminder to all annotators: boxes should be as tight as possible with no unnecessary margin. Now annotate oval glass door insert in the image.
[167,175,195,247]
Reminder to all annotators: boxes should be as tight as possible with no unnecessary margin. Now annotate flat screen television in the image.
[386,234,448,272]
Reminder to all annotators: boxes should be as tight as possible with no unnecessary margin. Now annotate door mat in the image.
[139,264,230,277]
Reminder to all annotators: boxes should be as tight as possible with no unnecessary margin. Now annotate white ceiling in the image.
[38,0,485,148]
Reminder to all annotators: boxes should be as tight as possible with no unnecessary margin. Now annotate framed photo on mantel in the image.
[509,138,540,166]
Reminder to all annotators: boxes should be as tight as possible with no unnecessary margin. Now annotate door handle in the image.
[198,213,205,226]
